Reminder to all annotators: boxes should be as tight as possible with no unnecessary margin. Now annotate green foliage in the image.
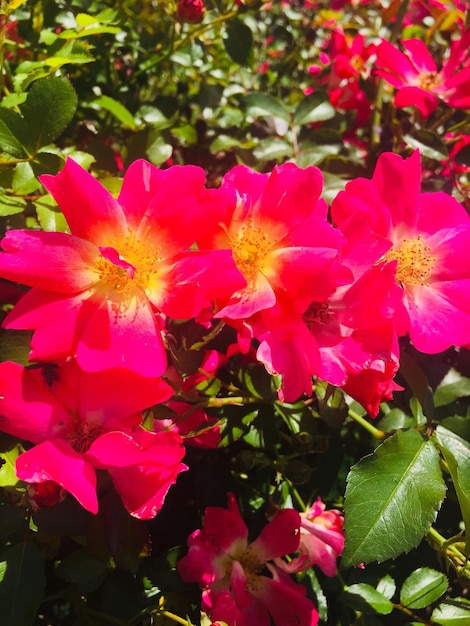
[343,429,446,566]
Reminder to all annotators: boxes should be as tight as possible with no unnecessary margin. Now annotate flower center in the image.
[385,235,435,286]
[303,301,331,328]
[95,232,159,296]
[67,423,104,453]
[230,221,273,284]
[235,545,264,593]
[416,71,442,91]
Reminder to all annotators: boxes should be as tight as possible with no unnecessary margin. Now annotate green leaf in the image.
[224,19,253,66]
[0,190,26,216]
[341,583,394,615]
[242,92,290,122]
[90,95,139,131]
[0,445,22,487]
[404,130,448,161]
[0,505,27,539]
[436,426,470,553]
[293,92,335,125]
[253,137,293,161]
[146,133,173,165]
[35,196,69,233]
[0,543,46,626]
[400,567,448,609]
[434,369,470,408]
[377,574,396,600]
[210,134,243,152]
[432,597,470,625]
[55,548,108,592]
[0,108,29,158]
[343,429,446,566]
[12,162,41,195]
[20,76,78,155]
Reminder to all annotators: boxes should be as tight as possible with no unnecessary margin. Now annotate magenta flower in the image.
[375,30,470,117]
[276,498,344,577]
[0,158,243,377]
[0,360,187,518]
[177,493,318,626]
[332,150,470,353]
[253,212,403,412]
[199,162,349,321]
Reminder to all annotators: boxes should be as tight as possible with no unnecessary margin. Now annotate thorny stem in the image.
[348,408,386,440]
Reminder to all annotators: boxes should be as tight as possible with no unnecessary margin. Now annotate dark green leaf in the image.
[404,130,448,161]
[0,108,28,158]
[0,543,46,626]
[20,76,78,154]
[343,429,446,566]
[0,505,27,539]
[293,92,335,125]
[400,567,448,609]
[55,548,108,592]
[453,144,470,166]
[224,19,253,66]
[341,583,394,615]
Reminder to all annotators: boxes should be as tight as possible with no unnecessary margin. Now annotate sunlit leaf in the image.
[400,568,448,609]
[341,583,394,615]
[343,429,446,566]
[432,597,470,625]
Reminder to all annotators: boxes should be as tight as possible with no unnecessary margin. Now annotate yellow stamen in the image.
[95,231,160,297]
[230,220,273,284]
[386,235,435,286]
[416,71,442,91]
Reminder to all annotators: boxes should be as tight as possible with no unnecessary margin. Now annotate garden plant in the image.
[0,0,470,625]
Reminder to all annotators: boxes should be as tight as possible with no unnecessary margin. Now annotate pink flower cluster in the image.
[307,26,470,124]
[177,493,344,626]
[0,150,470,519]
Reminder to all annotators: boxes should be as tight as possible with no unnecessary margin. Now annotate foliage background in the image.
[0,0,470,625]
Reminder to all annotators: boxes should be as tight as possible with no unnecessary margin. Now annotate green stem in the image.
[391,602,429,624]
[348,409,386,440]
[159,610,194,626]
[427,526,470,578]
[204,395,259,408]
